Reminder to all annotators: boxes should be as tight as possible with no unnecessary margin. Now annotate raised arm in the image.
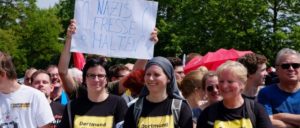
[132,27,159,71]
[58,19,78,95]
[118,28,159,94]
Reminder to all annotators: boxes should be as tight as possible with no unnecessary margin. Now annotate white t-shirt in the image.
[0,85,54,127]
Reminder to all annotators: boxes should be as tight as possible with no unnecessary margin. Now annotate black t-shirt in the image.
[59,94,128,128]
[197,100,272,128]
[50,102,65,128]
[123,97,193,128]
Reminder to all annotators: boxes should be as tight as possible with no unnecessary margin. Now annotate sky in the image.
[36,0,59,9]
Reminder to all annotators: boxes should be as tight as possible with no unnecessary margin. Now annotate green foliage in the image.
[290,26,300,50]
[0,29,27,73]
[56,0,75,36]
[154,0,300,64]
[19,8,63,70]
[0,1,63,77]
[1,0,299,76]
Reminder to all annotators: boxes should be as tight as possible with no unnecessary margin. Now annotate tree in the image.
[0,0,34,29]
[18,8,63,70]
[0,29,27,73]
[154,0,300,63]
[56,0,75,35]
[0,0,64,76]
[54,0,300,64]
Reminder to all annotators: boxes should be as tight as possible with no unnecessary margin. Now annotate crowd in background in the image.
[0,19,300,128]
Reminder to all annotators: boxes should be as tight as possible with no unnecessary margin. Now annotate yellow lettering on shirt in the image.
[214,118,252,128]
[11,103,30,109]
[138,115,174,128]
[74,115,113,128]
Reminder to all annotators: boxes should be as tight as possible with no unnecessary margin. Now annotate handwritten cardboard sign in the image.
[71,0,158,59]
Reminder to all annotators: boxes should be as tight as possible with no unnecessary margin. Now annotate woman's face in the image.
[144,65,169,94]
[85,65,107,92]
[205,76,222,103]
[218,69,243,100]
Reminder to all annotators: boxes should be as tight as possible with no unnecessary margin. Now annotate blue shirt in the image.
[257,84,300,115]
[192,108,202,123]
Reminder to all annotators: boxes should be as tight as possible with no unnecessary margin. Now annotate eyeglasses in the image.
[279,63,300,69]
[206,85,218,92]
[86,73,106,79]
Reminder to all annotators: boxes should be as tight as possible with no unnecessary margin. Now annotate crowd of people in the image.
[0,19,300,128]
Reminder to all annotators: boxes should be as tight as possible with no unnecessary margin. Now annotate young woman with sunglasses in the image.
[197,61,272,128]
[199,71,222,110]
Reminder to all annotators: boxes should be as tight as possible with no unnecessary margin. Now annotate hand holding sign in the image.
[71,0,158,59]
[67,19,77,39]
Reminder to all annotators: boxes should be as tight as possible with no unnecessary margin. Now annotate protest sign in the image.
[71,0,158,59]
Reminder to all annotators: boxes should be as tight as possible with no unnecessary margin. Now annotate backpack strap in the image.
[133,97,144,127]
[171,99,182,127]
[245,98,256,128]
[67,101,72,128]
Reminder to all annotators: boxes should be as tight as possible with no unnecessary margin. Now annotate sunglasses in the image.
[279,63,300,69]
[206,85,218,92]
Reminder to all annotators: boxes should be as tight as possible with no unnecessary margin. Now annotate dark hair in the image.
[108,64,129,81]
[238,53,267,75]
[46,65,58,71]
[31,70,52,85]
[186,53,202,64]
[0,51,17,79]
[166,57,182,68]
[82,55,108,86]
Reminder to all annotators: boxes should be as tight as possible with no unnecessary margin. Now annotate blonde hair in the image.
[197,66,208,73]
[217,61,247,86]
